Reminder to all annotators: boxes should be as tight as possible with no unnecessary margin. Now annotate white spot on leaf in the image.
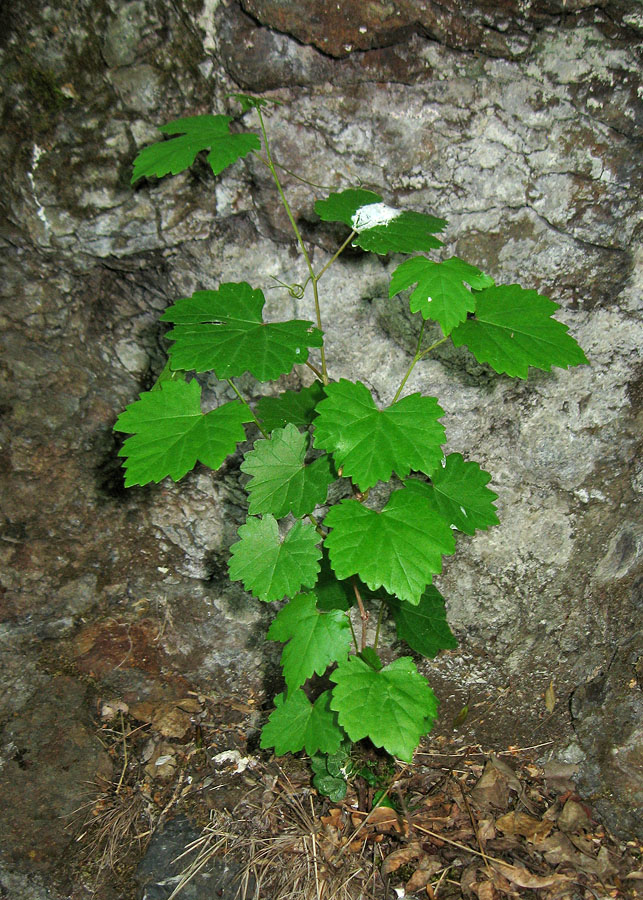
[351,202,401,232]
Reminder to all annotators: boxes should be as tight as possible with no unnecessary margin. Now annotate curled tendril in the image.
[268,275,306,299]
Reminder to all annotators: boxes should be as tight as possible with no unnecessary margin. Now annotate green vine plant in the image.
[114,95,588,799]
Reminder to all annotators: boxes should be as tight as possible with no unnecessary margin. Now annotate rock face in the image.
[0,0,641,877]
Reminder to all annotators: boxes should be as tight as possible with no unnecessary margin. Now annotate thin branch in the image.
[351,579,369,651]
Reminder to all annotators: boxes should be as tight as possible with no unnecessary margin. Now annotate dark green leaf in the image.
[387,587,457,659]
[131,115,260,183]
[353,209,447,255]
[260,690,344,756]
[314,188,383,227]
[256,382,326,432]
[161,282,323,382]
[404,454,499,535]
[241,424,335,518]
[450,284,588,378]
[389,256,494,335]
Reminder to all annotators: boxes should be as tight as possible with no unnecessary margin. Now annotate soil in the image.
[1,630,640,900]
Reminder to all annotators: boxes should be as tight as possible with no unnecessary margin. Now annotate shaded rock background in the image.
[0,0,641,892]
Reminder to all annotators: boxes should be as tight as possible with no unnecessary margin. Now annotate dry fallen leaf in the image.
[380,843,424,876]
[544,679,556,712]
[491,861,571,889]
[406,856,442,891]
[557,797,591,833]
[495,810,553,842]
[470,761,509,809]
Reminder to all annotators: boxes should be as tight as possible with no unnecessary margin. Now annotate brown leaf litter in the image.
[70,694,642,900]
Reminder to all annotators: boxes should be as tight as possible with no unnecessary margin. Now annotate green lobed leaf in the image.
[313,379,445,491]
[228,515,321,602]
[404,454,499,535]
[389,256,494,335]
[114,379,251,487]
[241,424,335,518]
[256,382,326,432]
[387,586,457,659]
[323,487,456,606]
[353,209,447,255]
[267,593,351,690]
[260,690,344,756]
[450,284,589,378]
[131,115,260,183]
[311,549,355,612]
[314,188,383,227]
[161,282,323,382]
[330,655,438,761]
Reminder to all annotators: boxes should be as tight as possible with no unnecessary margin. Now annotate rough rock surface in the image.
[0,0,641,887]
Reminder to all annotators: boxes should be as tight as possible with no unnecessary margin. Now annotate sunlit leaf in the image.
[324,487,455,606]
[228,515,321,602]
[267,593,351,690]
[313,379,445,491]
[330,654,438,760]
[114,379,250,486]
[260,690,344,756]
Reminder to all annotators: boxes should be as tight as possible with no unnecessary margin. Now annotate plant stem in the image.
[256,109,329,385]
[226,379,269,438]
[348,614,360,654]
[373,601,385,652]
[351,579,369,651]
[392,329,450,402]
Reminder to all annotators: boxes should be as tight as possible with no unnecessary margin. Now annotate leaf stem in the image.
[304,360,324,380]
[256,109,329,385]
[351,579,369,651]
[226,379,269,438]
[253,152,337,191]
[392,329,450,402]
[316,230,357,282]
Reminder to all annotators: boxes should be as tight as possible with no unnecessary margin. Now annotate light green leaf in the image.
[314,188,383,227]
[313,379,445,491]
[241,424,335,518]
[114,379,251,487]
[389,256,494,335]
[161,282,323,382]
[267,593,351,690]
[353,209,447,255]
[260,690,344,756]
[256,382,326,432]
[450,284,589,378]
[323,487,456,606]
[230,93,282,112]
[228,515,321,602]
[131,115,260,183]
[387,587,457,659]
[330,655,438,760]
[404,454,499,535]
